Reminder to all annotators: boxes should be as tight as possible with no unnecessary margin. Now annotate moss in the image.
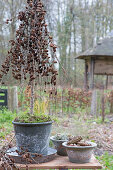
[14,112,52,123]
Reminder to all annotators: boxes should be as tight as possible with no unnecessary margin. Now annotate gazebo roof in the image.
[76,35,113,60]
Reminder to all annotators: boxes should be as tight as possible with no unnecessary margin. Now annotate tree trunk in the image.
[89,58,94,89]
[30,81,34,115]
[84,60,88,90]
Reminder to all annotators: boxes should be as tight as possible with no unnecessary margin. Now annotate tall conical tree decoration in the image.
[0,0,58,114]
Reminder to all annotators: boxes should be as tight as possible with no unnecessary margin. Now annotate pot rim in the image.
[62,141,97,148]
[50,136,68,142]
[12,121,53,126]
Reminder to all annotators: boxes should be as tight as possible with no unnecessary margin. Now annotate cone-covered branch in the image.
[0,0,58,114]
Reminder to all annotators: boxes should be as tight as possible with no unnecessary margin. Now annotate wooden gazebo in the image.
[76,36,113,89]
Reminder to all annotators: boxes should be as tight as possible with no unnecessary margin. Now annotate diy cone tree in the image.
[0,0,58,114]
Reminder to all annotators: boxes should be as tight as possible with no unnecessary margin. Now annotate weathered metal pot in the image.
[62,141,97,163]
[12,121,53,155]
[50,136,67,156]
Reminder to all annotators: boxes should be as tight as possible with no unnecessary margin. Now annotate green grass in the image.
[0,108,16,123]
[96,152,113,170]
[0,108,16,139]
[86,117,109,124]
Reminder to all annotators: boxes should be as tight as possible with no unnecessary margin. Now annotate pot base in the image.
[6,147,57,164]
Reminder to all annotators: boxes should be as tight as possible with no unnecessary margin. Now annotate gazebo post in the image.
[84,60,88,90]
[89,58,94,89]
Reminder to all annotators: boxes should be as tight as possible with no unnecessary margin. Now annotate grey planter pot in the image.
[12,121,53,155]
[62,141,97,163]
[50,136,67,156]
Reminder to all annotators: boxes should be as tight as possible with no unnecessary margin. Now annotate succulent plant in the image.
[53,134,68,140]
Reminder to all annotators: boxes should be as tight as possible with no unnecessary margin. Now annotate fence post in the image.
[8,86,18,113]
